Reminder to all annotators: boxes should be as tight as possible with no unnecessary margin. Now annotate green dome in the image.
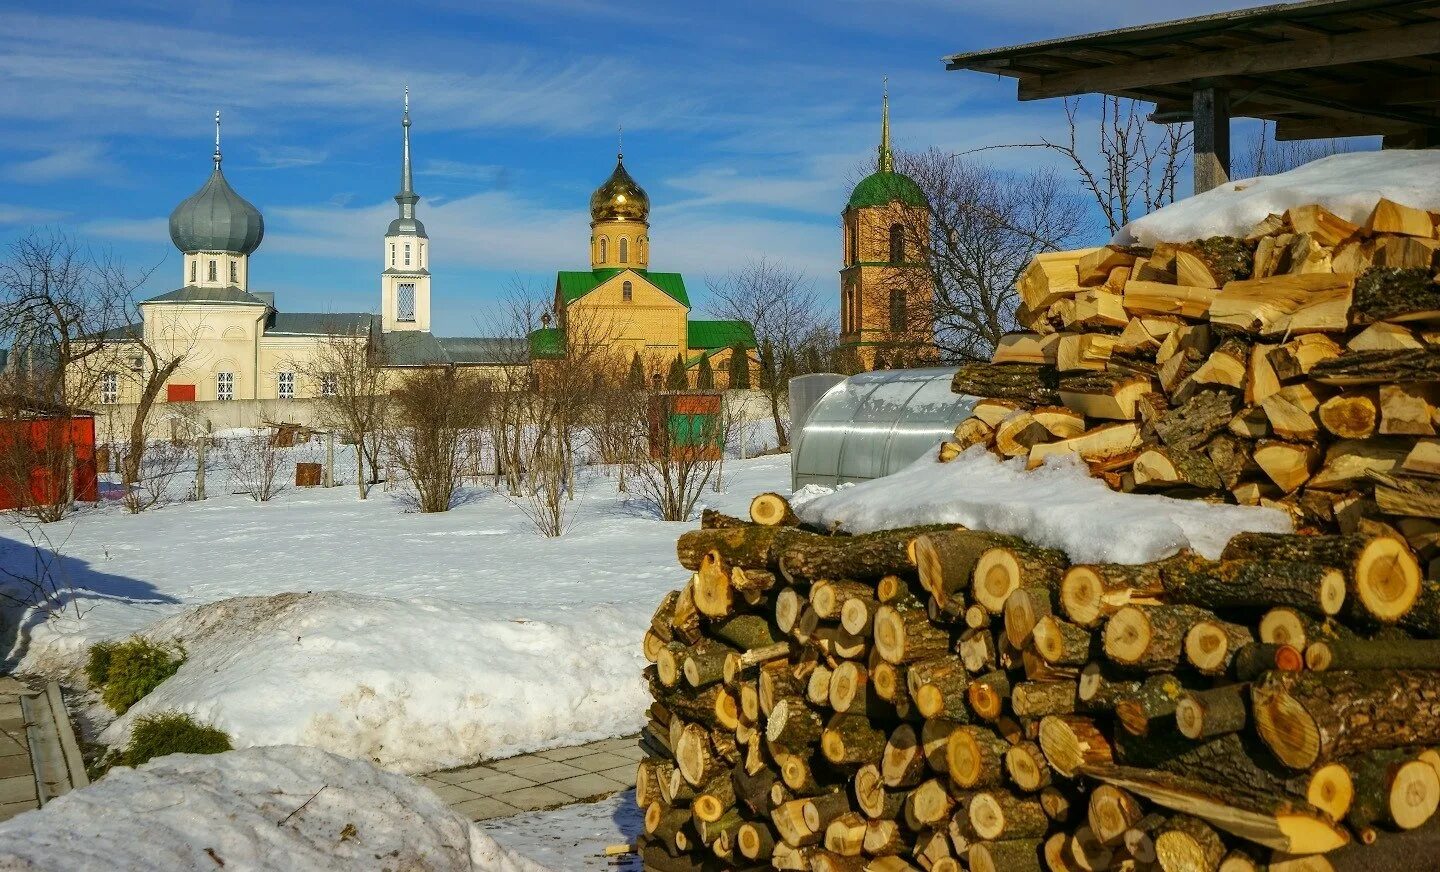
[847,170,927,210]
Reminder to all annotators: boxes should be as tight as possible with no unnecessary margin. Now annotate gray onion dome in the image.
[168,162,265,255]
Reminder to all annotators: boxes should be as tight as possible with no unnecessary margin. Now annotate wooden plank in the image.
[1013,21,1440,101]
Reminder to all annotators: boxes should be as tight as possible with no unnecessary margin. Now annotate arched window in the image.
[623,280,633,302]
[208,259,217,282]
[229,261,238,284]
[190,261,196,283]
[619,237,629,264]
[889,289,907,332]
[599,237,608,263]
[849,223,859,265]
[889,224,905,263]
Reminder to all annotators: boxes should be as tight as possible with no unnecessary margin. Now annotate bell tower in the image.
[839,84,935,369]
[381,87,431,333]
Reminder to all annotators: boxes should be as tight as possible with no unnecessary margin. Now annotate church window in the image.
[208,259,217,282]
[320,373,338,397]
[278,371,295,400]
[599,237,608,263]
[889,289,907,332]
[404,243,411,267]
[397,283,416,322]
[849,222,859,265]
[216,371,234,401]
[100,372,118,405]
[419,243,424,268]
[889,224,905,263]
[390,243,395,266]
[623,280,633,302]
[190,261,196,283]
[619,237,629,264]
[229,261,238,284]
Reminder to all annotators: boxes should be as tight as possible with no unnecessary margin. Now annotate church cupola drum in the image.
[589,144,650,270]
[168,111,264,290]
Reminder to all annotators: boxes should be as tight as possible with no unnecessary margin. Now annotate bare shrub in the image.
[630,394,736,522]
[224,428,291,503]
[117,440,188,514]
[386,368,486,513]
[302,326,388,499]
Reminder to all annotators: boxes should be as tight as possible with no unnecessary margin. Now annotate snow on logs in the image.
[635,498,1440,870]
[941,199,1440,560]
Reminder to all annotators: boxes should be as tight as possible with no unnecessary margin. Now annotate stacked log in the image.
[635,492,1440,870]
[941,199,1440,574]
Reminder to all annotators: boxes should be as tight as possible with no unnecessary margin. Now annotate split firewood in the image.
[993,332,1061,365]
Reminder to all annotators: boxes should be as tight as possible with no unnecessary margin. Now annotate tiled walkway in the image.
[416,735,642,821]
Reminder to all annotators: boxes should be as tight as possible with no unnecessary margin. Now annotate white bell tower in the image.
[381,87,431,333]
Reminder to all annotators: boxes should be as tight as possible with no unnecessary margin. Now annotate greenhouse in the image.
[790,367,976,491]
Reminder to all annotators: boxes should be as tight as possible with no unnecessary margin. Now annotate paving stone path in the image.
[416,735,642,821]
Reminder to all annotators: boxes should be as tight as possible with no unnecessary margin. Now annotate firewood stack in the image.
[937,198,1440,559]
[635,491,1440,871]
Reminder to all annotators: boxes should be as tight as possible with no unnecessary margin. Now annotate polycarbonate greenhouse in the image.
[791,367,976,491]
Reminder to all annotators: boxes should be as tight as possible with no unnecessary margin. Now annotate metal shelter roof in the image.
[944,0,1440,143]
[791,367,976,492]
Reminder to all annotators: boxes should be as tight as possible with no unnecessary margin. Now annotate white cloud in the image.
[0,11,678,139]
[3,143,114,184]
[0,203,66,225]
[250,145,329,170]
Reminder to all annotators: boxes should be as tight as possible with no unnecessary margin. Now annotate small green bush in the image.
[85,640,118,688]
[115,712,231,768]
[97,637,184,714]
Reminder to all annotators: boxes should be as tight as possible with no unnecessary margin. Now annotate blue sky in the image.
[0,0,1268,334]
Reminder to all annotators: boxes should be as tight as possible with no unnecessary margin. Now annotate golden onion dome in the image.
[589,155,649,223]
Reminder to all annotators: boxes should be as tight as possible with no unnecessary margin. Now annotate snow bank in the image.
[792,448,1290,564]
[96,591,650,774]
[1113,151,1440,247]
[0,745,549,871]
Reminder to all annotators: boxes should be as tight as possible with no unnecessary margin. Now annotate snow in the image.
[2,452,791,773]
[792,448,1291,564]
[1112,151,1440,247]
[478,791,642,871]
[0,745,550,871]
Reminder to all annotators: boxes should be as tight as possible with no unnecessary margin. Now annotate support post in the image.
[194,433,207,501]
[324,431,335,488]
[1193,86,1231,194]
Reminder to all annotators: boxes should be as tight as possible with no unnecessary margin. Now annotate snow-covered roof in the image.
[1113,150,1440,247]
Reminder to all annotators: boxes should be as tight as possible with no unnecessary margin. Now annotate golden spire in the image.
[878,77,893,173]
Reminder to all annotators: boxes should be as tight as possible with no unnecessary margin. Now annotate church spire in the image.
[213,109,223,169]
[396,86,418,220]
[878,78,894,173]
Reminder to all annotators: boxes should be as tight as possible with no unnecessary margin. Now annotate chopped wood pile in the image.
[634,490,1440,871]
[939,198,1440,560]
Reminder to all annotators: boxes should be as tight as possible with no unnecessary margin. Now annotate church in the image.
[83,94,759,415]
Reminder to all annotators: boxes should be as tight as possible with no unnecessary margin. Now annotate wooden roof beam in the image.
[1015,20,1440,100]
[1274,116,1432,140]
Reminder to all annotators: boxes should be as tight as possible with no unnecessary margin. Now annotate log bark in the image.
[820,714,886,767]
[1252,669,1440,769]
[1177,685,1249,741]
[1114,673,1185,737]
[1305,638,1440,671]
[750,492,798,527]
[873,603,951,665]
[778,527,930,583]
[913,530,1023,610]
[948,725,1009,789]
[972,543,1068,615]
[1104,604,1217,671]
[1184,618,1256,677]
[1343,749,1440,832]
[970,791,1049,840]
[951,363,1061,405]
[1220,533,1420,624]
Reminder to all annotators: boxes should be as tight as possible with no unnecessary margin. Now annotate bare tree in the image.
[0,230,143,408]
[386,367,486,513]
[224,428,291,502]
[979,96,1189,235]
[706,259,828,448]
[302,324,388,499]
[629,394,735,522]
[868,151,1087,362]
[1234,120,1362,179]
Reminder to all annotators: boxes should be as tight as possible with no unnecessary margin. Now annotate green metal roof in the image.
[555,268,690,308]
[528,327,565,359]
[144,286,270,305]
[688,320,756,350]
[847,171,928,209]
